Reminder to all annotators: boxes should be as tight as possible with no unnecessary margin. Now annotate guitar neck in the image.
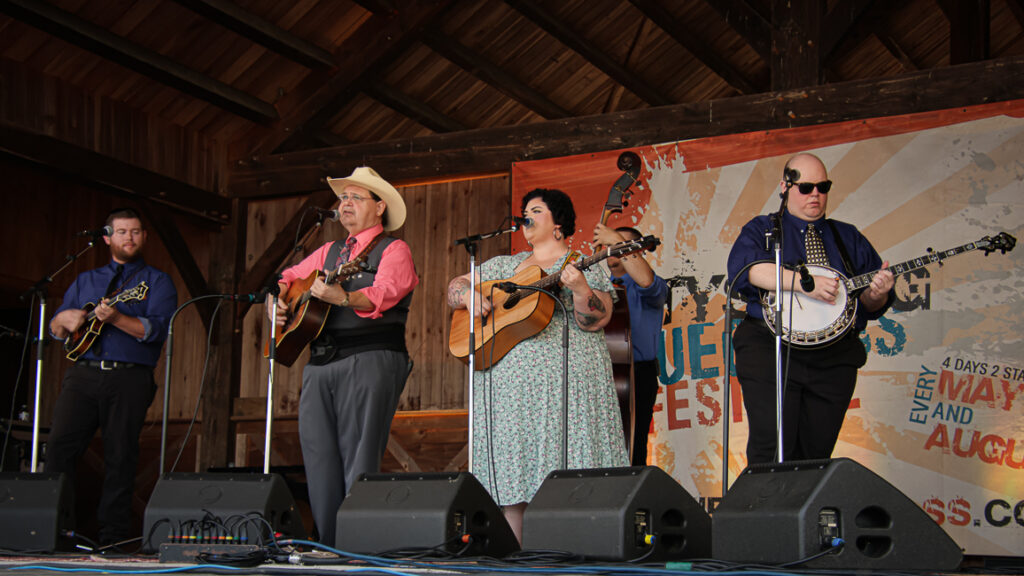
[847,241,986,290]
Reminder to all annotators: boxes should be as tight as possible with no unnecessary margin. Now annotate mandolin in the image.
[64,282,149,361]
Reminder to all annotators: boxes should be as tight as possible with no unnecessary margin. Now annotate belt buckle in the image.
[99,360,116,371]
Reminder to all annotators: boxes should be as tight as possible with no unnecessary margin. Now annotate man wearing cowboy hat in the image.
[271,166,418,545]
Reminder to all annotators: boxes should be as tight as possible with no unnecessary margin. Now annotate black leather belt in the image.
[79,360,142,370]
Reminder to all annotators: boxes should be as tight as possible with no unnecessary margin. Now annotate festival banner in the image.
[510,100,1024,556]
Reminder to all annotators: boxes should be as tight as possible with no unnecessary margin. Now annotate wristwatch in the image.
[340,293,350,307]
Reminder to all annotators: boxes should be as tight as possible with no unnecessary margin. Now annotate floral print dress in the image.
[470,251,628,506]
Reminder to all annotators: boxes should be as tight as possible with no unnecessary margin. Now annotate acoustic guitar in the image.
[760,231,1016,347]
[448,235,660,370]
[64,282,149,361]
[265,236,382,367]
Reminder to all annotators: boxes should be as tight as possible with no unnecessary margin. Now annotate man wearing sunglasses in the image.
[726,153,895,465]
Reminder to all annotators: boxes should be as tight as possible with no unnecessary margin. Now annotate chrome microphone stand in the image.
[20,234,104,472]
[454,218,523,472]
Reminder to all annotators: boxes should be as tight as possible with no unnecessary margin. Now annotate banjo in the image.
[760,231,1016,348]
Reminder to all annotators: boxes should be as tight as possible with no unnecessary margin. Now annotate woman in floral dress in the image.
[447,188,628,542]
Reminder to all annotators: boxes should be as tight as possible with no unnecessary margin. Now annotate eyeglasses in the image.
[795,180,832,195]
[338,194,377,203]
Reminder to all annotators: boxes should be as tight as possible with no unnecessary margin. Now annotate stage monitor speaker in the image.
[336,472,519,557]
[142,472,306,552]
[712,458,963,570]
[0,472,69,552]
[521,466,711,561]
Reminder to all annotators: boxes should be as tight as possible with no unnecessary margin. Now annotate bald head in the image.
[783,153,830,222]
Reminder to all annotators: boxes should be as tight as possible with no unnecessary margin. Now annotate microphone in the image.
[312,207,340,222]
[76,225,113,238]
[511,216,533,228]
[797,261,815,292]
[496,282,520,293]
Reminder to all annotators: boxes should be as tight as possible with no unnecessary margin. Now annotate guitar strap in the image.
[826,219,855,278]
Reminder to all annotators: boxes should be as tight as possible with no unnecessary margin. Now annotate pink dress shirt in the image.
[279,224,418,319]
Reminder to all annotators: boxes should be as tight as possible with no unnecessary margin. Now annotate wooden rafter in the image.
[771,0,823,90]
[949,0,990,64]
[628,0,762,94]
[702,0,772,62]
[0,122,230,223]
[503,0,674,106]
[422,29,571,120]
[171,0,336,70]
[821,2,900,69]
[365,79,468,133]
[820,0,878,63]
[875,33,919,71]
[230,0,452,160]
[0,0,278,123]
[229,54,1024,197]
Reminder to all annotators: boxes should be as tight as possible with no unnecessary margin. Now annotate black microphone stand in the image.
[454,218,522,471]
[19,232,105,472]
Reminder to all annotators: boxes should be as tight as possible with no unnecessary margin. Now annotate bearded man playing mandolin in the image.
[447,188,628,543]
[727,153,895,465]
[47,208,177,546]
[269,167,418,546]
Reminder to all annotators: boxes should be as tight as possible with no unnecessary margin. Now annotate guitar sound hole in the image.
[504,294,521,309]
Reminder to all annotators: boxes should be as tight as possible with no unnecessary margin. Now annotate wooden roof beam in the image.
[820,0,879,63]
[771,0,823,90]
[702,0,772,62]
[0,122,231,223]
[171,0,336,70]
[875,33,919,72]
[365,79,468,133]
[503,0,674,106]
[422,29,571,119]
[1006,0,1024,32]
[629,0,763,94]
[0,0,278,123]
[949,0,990,65]
[228,54,1024,197]
[230,0,451,160]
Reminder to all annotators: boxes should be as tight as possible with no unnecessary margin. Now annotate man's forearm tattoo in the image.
[576,311,600,327]
[587,293,605,313]
[447,278,470,308]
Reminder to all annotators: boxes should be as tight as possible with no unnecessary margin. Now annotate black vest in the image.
[308,236,414,364]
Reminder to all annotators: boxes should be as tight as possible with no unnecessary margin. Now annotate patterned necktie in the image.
[805,223,830,266]
[336,236,357,267]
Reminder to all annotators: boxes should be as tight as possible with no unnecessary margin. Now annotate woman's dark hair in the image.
[521,188,576,238]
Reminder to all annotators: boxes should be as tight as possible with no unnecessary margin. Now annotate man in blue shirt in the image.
[727,153,894,464]
[594,224,668,466]
[48,208,177,545]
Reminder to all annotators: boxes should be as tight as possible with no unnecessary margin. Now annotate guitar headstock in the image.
[118,282,149,303]
[979,232,1017,255]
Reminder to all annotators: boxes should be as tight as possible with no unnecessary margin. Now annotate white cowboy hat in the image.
[327,167,407,231]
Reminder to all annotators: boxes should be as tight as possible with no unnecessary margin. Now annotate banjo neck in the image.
[845,239,994,293]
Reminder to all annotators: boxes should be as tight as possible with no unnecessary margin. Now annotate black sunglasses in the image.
[795,180,832,195]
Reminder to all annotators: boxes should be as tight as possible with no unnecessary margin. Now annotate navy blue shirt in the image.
[611,272,668,362]
[727,210,893,332]
[54,259,177,366]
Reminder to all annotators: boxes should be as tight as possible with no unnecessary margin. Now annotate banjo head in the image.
[760,264,857,347]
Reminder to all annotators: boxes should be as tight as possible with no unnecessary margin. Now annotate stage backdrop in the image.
[509,100,1024,556]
